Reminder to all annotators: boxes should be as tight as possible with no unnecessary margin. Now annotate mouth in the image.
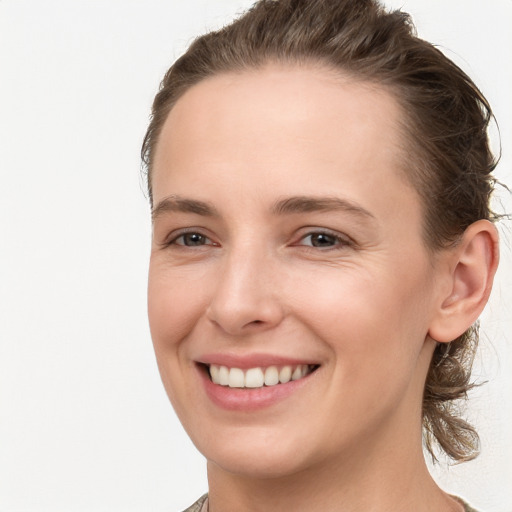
[202,363,320,389]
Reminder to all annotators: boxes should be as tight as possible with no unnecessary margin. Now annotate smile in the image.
[208,364,318,389]
[198,359,321,411]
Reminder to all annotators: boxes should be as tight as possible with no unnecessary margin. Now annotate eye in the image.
[172,232,213,247]
[298,231,351,249]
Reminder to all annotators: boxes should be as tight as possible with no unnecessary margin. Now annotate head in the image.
[143,0,499,465]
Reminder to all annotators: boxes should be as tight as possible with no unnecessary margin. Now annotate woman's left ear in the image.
[428,220,500,343]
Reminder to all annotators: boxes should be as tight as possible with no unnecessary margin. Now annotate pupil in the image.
[185,233,204,246]
[312,233,335,247]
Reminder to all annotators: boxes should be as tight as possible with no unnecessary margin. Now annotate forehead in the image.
[152,64,416,220]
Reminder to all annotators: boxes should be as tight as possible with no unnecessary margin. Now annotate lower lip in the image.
[198,365,316,411]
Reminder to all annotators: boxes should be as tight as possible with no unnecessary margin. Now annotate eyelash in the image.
[294,230,353,251]
[164,229,352,251]
[165,230,217,248]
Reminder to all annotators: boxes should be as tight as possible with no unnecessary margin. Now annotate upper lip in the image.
[197,353,320,369]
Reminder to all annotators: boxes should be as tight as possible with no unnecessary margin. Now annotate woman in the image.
[142,1,502,510]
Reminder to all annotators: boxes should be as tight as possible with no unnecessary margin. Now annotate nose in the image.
[206,245,285,336]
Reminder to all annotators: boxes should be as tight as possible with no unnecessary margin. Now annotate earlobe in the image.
[428,220,500,343]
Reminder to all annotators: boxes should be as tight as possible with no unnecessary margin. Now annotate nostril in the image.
[206,297,285,335]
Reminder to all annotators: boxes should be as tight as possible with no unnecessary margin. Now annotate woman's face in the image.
[148,66,443,477]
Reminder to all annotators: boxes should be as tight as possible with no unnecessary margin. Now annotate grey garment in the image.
[453,496,479,512]
[182,494,208,512]
[182,494,479,511]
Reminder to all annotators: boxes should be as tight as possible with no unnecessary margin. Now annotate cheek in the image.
[294,266,432,436]
[147,263,212,415]
[147,262,211,360]
[292,258,433,366]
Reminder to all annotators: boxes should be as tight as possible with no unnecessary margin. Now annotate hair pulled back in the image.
[142,0,499,462]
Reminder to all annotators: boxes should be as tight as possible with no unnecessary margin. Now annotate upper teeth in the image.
[209,364,313,388]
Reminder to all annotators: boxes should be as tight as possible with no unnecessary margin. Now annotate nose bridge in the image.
[206,236,283,334]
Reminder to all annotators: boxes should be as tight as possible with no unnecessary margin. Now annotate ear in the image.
[428,220,500,343]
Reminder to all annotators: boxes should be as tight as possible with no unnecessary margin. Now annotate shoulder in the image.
[181,494,208,512]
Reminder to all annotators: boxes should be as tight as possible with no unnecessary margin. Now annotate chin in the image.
[207,449,310,479]
[191,425,318,479]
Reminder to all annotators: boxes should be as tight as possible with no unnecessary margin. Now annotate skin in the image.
[148,65,498,512]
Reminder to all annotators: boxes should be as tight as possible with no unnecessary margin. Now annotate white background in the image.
[0,1,510,511]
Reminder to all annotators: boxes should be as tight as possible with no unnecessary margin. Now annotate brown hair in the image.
[141,0,499,462]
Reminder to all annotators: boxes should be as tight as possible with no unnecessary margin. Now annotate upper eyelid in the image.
[297,235,352,249]
[294,227,354,243]
[160,227,215,247]
[175,233,211,245]
[157,226,354,246]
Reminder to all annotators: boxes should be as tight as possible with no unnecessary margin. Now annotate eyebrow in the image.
[271,195,375,220]
[152,196,219,222]
[152,194,375,222]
